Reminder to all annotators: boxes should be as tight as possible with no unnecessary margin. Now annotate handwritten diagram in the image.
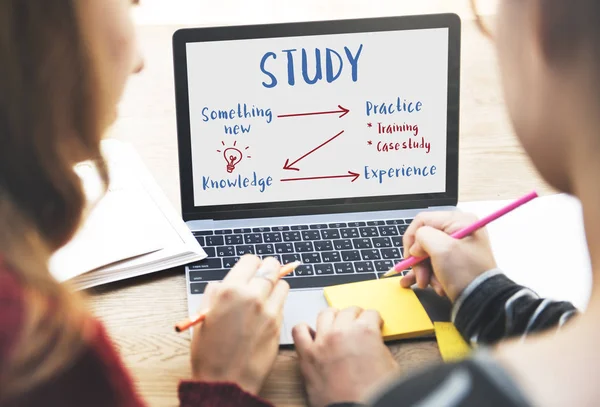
[216,141,251,173]
[186,28,449,206]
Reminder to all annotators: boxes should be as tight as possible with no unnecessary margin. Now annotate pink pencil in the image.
[382,191,539,278]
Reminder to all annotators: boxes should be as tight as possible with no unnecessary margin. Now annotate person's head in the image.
[0,0,142,402]
[472,0,600,194]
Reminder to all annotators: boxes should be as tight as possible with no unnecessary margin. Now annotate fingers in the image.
[413,226,457,258]
[316,307,337,335]
[247,257,282,298]
[292,323,315,357]
[223,254,262,284]
[333,306,362,328]
[430,274,446,297]
[413,263,431,289]
[400,270,416,288]
[403,211,477,257]
[264,279,290,317]
[198,281,220,311]
[357,309,383,330]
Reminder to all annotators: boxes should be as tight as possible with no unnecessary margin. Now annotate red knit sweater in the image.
[0,259,273,407]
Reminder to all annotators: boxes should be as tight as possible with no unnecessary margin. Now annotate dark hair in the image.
[0,0,109,402]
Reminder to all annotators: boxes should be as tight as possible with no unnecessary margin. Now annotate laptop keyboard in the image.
[188,219,413,294]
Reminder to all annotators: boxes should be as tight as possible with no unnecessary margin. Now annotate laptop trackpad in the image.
[280,289,329,345]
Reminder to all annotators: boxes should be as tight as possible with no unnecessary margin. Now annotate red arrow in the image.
[277,105,350,119]
[283,130,344,171]
[281,171,360,183]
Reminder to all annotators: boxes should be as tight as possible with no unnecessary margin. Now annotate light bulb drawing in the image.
[216,140,251,173]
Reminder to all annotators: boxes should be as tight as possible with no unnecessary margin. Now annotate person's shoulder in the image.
[0,255,27,365]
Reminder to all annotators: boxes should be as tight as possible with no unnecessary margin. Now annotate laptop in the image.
[172,14,461,344]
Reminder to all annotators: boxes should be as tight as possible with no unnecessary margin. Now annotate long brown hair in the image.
[0,0,109,402]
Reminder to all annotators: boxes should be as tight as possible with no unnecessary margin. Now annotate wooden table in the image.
[90,10,554,407]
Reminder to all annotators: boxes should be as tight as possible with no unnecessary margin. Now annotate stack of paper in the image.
[49,139,206,290]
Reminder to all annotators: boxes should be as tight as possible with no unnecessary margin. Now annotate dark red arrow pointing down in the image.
[277,105,350,119]
[283,130,344,171]
[281,171,360,183]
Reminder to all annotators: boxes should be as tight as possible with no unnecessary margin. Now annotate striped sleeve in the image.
[451,269,578,346]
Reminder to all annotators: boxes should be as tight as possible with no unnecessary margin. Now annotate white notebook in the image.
[49,139,206,290]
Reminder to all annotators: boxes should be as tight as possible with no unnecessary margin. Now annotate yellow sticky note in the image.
[323,276,434,341]
[434,322,471,362]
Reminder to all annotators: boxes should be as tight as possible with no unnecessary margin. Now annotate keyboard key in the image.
[321,229,340,239]
[310,224,328,229]
[222,257,240,268]
[302,230,321,240]
[282,253,301,264]
[255,244,275,255]
[214,229,232,235]
[374,260,395,271]
[263,232,282,243]
[283,231,302,242]
[282,273,375,289]
[189,258,222,270]
[333,239,353,250]
[314,240,333,251]
[225,235,243,245]
[406,218,414,224]
[190,282,208,294]
[391,236,403,247]
[244,233,263,244]
[272,226,290,231]
[321,251,341,262]
[295,265,315,276]
[334,262,355,274]
[291,225,309,230]
[347,222,366,227]
[398,225,409,234]
[359,227,379,237]
[378,226,398,236]
[236,245,255,255]
[205,235,224,246]
[193,230,213,236]
[253,227,270,232]
[275,243,294,254]
[195,236,205,246]
[355,261,375,273]
[301,253,322,264]
[340,228,359,238]
[367,220,385,226]
[360,249,381,260]
[381,248,401,260]
[341,250,360,261]
[352,238,372,249]
[203,247,216,257]
[372,237,392,248]
[294,242,314,252]
[189,269,228,282]
[216,246,235,257]
[233,228,251,233]
[386,219,405,225]
[314,264,335,275]
[328,222,347,228]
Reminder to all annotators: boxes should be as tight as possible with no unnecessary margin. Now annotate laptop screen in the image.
[174,16,460,219]
[185,27,449,208]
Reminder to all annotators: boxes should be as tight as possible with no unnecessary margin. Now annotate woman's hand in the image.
[292,307,398,407]
[190,255,289,395]
[400,211,497,301]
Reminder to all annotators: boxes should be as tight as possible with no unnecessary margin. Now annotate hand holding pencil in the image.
[183,255,298,396]
[394,192,537,301]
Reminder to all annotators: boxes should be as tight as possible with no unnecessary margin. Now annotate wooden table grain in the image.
[90,12,555,407]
